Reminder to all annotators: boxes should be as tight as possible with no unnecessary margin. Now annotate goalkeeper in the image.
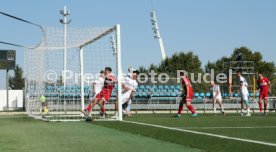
[40,94,48,114]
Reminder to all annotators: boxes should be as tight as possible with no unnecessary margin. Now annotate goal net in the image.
[24,25,123,121]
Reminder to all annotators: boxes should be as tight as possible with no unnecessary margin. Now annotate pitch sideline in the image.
[179,126,276,129]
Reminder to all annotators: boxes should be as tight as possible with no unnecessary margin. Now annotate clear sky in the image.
[0,0,276,89]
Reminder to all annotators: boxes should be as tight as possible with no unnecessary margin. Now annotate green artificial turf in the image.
[0,115,201,152]
[95,113,276,152]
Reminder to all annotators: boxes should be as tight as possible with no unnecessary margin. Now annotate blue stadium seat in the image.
[137,89,143,93]
[194,93,199,98]
[46,86,52,90]
[151,85,157,90]
[173,89,180,93]
[137,93,143,98]
[170,93,178,97]
[200,93,205,98]
[135,93,140,97]
[151,88,157,93]
[256,92,260,97]
[145,85,151,90]
[159,92,165,97]
[164,85,169,90]
[139,85,145,90]
[167,89,173,93]
[165,93,171,97]
[249,92,254,97]
[64,93,70,98]
[53,93,59,97]
[142,89,148,93]
[158,85,163,90]
[142,93,148,98]
[154,89,160,92]
[170,85,175,90]
[45,89,51,93]
[152,93,160,97]
[161,89,167,92]
[175,85,181,90]
[234,93,239,97]
[75,94,81,98]
[205,93,211,98]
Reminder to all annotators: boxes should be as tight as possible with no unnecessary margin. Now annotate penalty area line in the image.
[123,120,276,147]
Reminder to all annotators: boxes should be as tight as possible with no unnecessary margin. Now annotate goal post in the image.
[25,24,122,121]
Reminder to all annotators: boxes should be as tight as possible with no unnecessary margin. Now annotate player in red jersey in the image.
[81,67,116,117]
[176,72,198,117]
[257,72,272,115]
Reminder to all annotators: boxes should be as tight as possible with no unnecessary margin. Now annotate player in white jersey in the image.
[210,81,225,114]
[237,70,251,116]
[122,70,138,115]
[114,70,139,117]
[125,67,136,116]
[93,70,105,97]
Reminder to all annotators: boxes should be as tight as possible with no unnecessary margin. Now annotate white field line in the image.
[180,126,276,129]
[123,120,276,147]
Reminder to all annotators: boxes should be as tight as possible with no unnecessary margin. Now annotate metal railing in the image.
[129,96,276,114]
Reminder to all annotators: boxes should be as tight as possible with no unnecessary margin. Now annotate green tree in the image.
[140,51,209,92]
[9,64,25,90]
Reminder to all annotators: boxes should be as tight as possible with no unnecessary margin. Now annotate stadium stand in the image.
[37,84,261,101]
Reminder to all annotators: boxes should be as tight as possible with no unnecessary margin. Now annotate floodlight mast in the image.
[60,6,71,88]
[150,11,166,60]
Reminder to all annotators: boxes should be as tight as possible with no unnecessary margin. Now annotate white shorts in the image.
[241,93,248,101]
[214,95,222,101]
[121,93,131,104]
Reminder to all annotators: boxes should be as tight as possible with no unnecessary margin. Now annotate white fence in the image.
[0,90,23,111]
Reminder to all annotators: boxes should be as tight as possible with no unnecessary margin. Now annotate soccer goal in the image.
[24,25,123,121]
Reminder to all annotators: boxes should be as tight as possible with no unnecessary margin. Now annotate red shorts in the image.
[259,91,268,100]
[183,92,194,102]
[95,88,112,103]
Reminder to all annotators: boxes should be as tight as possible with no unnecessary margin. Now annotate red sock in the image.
[264,103,267,112]
[258,102,263,112]
[187,105,195,114]
[178,102,184,114]
[86,105,92,112]
[101,107,106,113]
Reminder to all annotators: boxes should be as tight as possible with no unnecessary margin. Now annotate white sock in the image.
[213,108,216,114]
[247,108,250,114]
[241,109,244,113]
[221,106,224,112]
